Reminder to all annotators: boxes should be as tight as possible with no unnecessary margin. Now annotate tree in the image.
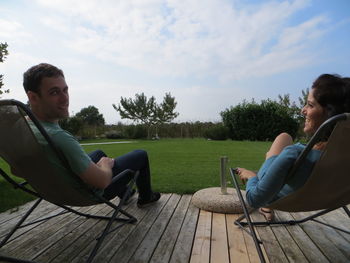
[154,93,179,124]
[76,106,105,126]
[298,88,309,109]
[277,93,301,120]
[113,92,179,138]
[0,42,9,98]
[75,106,105,137]
[59,116,84,137]
[153,93,179,137]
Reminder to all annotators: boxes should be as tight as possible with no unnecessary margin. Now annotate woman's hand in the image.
[236,168,257,184]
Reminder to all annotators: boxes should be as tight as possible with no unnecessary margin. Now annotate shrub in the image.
[203,124,229,140]
[124,125,148,139]
[59,116,83,135]
[221,100,299,141]
[105,130,125,139]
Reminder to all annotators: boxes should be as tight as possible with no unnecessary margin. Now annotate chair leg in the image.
[86,171,139,263]
[86,204,122,263]
[0,171,139,263]
[244,207,350,235]
[0,255,37,263]
[230,168,267,263]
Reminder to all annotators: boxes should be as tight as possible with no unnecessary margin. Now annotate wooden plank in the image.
[0,199,40,225]
[275,210,329,263]
[3,195,349,263]
[33,204,108,262]
[270,211,308,263]
[70,200,148,263]
[1,206,68,253]
[49,204,115,263]
[307,211,350,260]
[74,198,150,263]
[190,209,212,263]
[250,211,289,263]
[226,214,250,263]
[319,208,350,242]
[7,206,95,260]
[150,195,192,263]
[106,194,172,263]
[242,224,265,263]
[227,213,269,263]
[210,213,229,263]
[291,211,349,262]
[128,194,182,262]
[169,197,200,263]
[0,200,60,239]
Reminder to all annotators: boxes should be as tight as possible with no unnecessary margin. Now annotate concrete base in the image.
[192,187,245,214]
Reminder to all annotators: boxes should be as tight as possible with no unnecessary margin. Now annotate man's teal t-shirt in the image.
[29,121,103,196]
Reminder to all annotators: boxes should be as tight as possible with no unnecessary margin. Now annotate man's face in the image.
[28,76,69,123]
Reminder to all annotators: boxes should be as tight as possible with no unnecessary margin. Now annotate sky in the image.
[0,0,349,124]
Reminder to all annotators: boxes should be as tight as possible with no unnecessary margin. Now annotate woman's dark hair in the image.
[23,63,64,94]
[312,74,350,118]
[311,74,350,141]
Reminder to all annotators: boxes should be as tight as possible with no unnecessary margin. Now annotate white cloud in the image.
[2,0,346,124]
[0,18,33,44]
[31,0,328,80]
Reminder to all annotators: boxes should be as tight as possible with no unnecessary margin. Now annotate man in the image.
[23,63,160,207]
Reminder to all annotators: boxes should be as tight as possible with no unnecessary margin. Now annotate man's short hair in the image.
[23,63,64,94]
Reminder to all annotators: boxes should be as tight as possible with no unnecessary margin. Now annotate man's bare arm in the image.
[79,157,114,189]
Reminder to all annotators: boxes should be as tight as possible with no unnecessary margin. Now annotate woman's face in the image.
[301,89,328,135]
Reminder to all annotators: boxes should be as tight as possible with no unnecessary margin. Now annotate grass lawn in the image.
[0,138,271,213]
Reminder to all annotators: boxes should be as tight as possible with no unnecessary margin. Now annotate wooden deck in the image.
[0,193,349,262]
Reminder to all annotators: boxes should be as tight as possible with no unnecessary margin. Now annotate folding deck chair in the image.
[0,99,138,263]
[230,112,350,263]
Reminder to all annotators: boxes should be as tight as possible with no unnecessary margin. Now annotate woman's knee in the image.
[266,133,293,159]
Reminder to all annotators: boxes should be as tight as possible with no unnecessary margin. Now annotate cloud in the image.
[0,18,33,44]
[32,0,330,81]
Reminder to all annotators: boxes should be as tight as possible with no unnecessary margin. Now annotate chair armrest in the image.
[110,169,136,184]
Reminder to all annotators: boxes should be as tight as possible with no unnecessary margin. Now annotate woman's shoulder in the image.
[282,143,305,154]
[283,142,322,162]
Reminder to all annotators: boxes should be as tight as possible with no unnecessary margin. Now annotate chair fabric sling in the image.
[0,99,138,263]
[230,112,350,263]
[268,118,350,212]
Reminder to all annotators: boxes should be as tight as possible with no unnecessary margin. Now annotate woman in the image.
[237,74,350,221]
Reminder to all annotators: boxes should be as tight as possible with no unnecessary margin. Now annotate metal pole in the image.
[220,156,228,194]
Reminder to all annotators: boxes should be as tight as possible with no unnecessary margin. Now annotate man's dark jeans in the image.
[88,149,153,201]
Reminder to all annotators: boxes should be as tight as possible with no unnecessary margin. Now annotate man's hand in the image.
[236,168,257,184]
[80,157,115,189]
[97,157,115,170]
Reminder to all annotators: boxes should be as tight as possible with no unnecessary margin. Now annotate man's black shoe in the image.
[137,192,161,208]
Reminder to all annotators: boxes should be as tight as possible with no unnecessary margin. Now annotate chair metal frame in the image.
[0,99,138,263]
[230,113,350,263]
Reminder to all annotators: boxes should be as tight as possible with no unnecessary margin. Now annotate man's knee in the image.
[88,149,107,162]
[133,149,149,162]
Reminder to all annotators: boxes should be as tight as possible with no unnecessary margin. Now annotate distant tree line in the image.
[59,90,308,141]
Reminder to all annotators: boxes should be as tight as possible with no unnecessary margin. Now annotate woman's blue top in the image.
[246,143,322,208]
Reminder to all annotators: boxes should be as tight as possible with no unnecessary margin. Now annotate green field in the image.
[0,138,271,212]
